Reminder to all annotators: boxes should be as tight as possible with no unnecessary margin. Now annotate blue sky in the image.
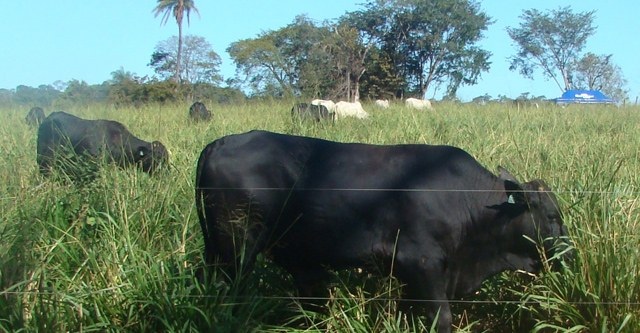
[1,0,638,102]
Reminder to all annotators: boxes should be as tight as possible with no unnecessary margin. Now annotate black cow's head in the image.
[498,167,572,272]
[26,107,45,127]
[136,141,168,174]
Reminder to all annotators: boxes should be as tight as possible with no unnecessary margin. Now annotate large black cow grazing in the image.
[37,112,168,176]
[195,130,571,332]
[189,102,212,122]
[291,102,334,122]
[26,107,45,127]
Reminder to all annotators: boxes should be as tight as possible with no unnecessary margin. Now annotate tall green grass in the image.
[1,100,639,331]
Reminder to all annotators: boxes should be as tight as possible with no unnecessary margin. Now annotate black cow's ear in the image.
[504,179,526,204]
[498,166,519,182]
[136,146,149,159]
[499,167,527,204]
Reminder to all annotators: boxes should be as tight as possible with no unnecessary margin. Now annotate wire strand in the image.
[5,185,640,195]
[2,290,639,306]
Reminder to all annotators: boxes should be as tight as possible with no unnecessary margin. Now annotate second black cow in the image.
[195,130,571,333]
[189,102,212,122]
[37,112,168,175]
[291,103,334,122]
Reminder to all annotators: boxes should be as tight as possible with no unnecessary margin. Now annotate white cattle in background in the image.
[335,101,369,119]
[405,97,434,110]
[311,99,336,113]
[375,99,390,108]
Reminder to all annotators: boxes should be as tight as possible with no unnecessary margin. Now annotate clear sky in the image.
[1,0,638,102]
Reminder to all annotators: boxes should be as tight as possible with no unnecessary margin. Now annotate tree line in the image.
[227,0,493,101]
[223,1,627,101]
[1,0,629,108]
[0,74,245,108]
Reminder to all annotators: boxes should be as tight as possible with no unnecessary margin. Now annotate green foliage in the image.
[359,50,404,100]
[573,53,629,101]
[3,78,247,108]
[507,6,597,92]
[56,80,110,107]
[228,0,493,100]
[149,35,222,84]
[346,0,493,98]
[153,0,200,27]
[322,22,371,101]
[227,33,294,97]
[2,101,640,331]
[13,84,60,107]
[227,15,330,98]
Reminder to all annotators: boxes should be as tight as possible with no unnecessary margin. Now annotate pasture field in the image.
[1,100,639,332]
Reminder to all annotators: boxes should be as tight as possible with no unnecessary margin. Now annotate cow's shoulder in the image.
[400,144,475,164]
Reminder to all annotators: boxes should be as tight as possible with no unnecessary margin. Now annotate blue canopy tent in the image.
[554,90,618,104]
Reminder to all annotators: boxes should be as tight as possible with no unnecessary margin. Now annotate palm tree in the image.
[110,67,136,85]
[153,0,200,82]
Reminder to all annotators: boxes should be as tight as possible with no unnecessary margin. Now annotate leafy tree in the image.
[286,16,337,99]
[323,23,374,101]
[110,67,138,85]
[573,53,628,100]
[507,6,596,92]
[228,33,295,97]
[359,49,404,99]
[143,79,182,102]
[346,0,492,98]
[152,0,200,82]
[149,35,222,84]
[108,68,147,105]
[345,0,406,99]
[228,15,329,98]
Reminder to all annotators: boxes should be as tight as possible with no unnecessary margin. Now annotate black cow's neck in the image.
[445,180,531,298]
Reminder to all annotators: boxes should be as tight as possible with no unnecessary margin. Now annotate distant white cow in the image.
[311,99,336,113]
[405,97,434,110]
[335,101,369,119]
[375,99,390,108]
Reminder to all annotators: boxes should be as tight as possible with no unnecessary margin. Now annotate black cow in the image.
[189,102,212,122]
[195,130,571,332]
[37,112,168,175]
[26,107,45,127]
[291,102,334,122]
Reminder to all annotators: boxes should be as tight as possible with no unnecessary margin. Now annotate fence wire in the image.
[4,184,640,195]
[2,290,640,307]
